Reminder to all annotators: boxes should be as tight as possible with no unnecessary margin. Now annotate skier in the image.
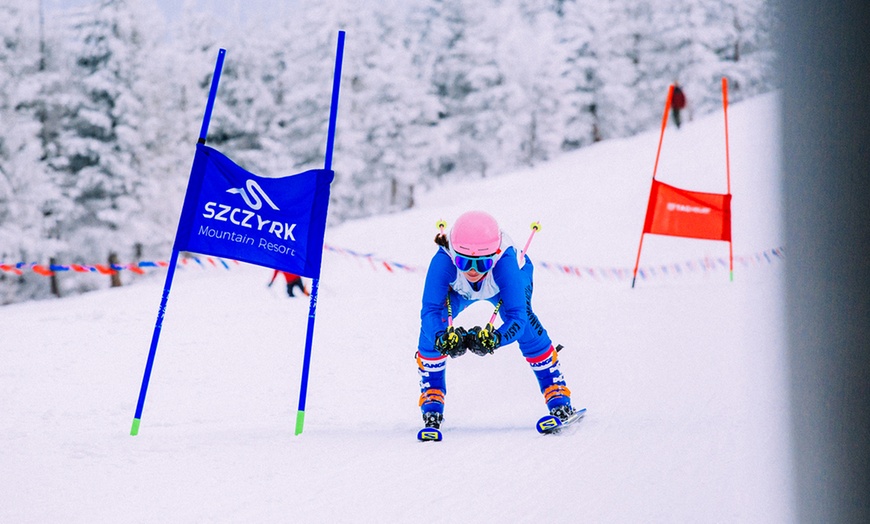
[268,269,309,297]
[416,210,575,433]
[671,82,687,128]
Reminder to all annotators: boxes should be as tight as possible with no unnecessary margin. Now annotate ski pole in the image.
[440,220,455,329]
[521,221,541,258]
[487,221,541,327]
[487,299,503,327]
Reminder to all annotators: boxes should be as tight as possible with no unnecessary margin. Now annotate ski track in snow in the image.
[0,92,795,523]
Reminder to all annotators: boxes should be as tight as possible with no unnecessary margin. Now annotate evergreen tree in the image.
[423,0,516,178]
[592,0,645,139]
[334,3,441,217]
[495,0,566,165]
[137,0,222,252]
[558,0,601,149]
[39,0,165,292]
[262,4,337,177]
[0,0,780,304]
[719,0,778,99]
[0,1,61,302]
[204,18,274,173]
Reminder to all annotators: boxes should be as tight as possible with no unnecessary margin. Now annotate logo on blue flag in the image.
[174,144,334,278]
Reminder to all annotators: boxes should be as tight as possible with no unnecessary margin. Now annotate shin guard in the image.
[526,346,571,410]
[417,352,447,414]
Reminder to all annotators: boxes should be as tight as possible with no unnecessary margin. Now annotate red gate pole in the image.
[632,84,674,288]
[722,77,734,281]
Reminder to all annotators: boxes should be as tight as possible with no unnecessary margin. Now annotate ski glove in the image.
[435,326,468,358]
[466,324,501,356]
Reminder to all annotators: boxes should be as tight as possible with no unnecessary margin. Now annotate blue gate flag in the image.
[174,144,334,278]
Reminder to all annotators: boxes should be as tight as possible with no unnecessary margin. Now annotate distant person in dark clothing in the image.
[268,269,309,297]
[671,83,687,128]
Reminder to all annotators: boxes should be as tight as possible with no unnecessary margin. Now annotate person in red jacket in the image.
[268,269,309,297]
[671,82,687,128]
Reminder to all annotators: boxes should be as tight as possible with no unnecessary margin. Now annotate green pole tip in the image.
[294,410,305,436]
[130,418,141,436]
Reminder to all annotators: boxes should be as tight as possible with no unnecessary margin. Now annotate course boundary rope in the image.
[1,245,784,283]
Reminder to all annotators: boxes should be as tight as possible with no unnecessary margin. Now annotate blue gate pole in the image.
[131,49,227,436]
[295,31,345,436]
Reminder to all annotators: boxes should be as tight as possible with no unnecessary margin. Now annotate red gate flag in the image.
[631,77,734,288]
[642,179,732,241]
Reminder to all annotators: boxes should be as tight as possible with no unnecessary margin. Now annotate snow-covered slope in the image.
[0,92,794,522]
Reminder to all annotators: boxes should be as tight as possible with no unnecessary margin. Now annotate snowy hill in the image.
[0,92,794,522]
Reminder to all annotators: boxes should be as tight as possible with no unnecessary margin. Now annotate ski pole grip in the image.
[521,221,541,258]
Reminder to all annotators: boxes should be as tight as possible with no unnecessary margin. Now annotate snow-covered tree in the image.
[0,0,779,304]
[259,5,338,177]
[557,0,602,149]
[332,3,442,217]
[136,0,223,256]
[494,1,566,165]
[0,1,64,302]
[716,0,778,100]
[203,23,275,173]
[39,0,167,293]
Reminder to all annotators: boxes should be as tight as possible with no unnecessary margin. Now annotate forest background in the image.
[0,0,776,303]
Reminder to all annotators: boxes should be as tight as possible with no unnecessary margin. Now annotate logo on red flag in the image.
[642,180,732,241]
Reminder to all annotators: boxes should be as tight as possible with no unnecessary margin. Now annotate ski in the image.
[417,427,443,442]
[536,407,587,435]
[415,407,586,440]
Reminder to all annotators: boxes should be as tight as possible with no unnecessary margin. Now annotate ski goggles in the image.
[453,253,497,273]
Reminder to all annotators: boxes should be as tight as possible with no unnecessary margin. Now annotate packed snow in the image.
[0,92,794,522]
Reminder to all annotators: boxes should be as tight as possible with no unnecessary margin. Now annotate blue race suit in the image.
[418,246,550,357]
[416,245,571,415]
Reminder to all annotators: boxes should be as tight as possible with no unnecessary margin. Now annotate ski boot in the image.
[537,403,586,434]
[549,404,575,423]
[418,411,444,442]
[422,411,443,429]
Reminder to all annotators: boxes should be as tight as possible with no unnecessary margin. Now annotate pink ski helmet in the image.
[450,211,501,256]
